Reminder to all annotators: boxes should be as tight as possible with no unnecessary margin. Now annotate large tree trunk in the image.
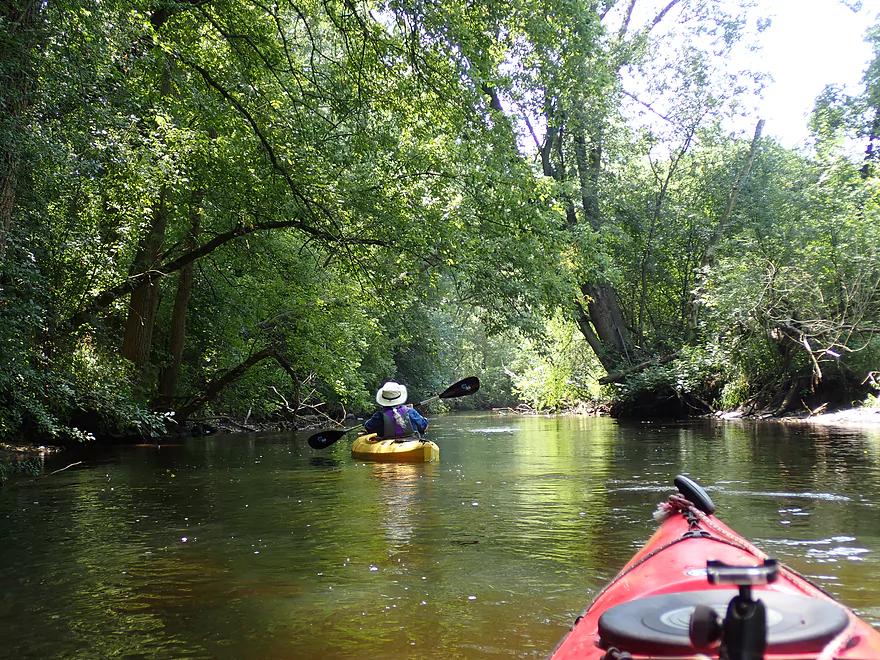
[121,185,169,367]
[157,188,203,400]
[582,281,633,369]
[121,54,173,368]
[573,130,601,231]
[537,117,635,373]
[560,2,688,373]
[0,0,41,253]
[571,124,635,372]
[0,154,19,254]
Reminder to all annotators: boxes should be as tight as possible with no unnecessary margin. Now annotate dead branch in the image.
[46,461,83,476]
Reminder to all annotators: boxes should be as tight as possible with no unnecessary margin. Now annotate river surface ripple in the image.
[2,412,880,659]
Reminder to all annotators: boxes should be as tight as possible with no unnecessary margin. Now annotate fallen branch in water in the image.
[187,416,259,433]
[46,461,83,476]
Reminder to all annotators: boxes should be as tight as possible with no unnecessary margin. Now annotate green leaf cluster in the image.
[2,0,880,439]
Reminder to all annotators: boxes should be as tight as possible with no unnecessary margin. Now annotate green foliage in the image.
[717,375,751,411]
[692,134,880,409]
[165,232,392,420]
[610,345,728,416]
[3,0,880,441]
[429,309,518,411]
[70,339,171,438]
[0,456,41,486]
[0,231,164,441]
[506,315,604,411]
[2,0,578,438]
[0,233,51,440]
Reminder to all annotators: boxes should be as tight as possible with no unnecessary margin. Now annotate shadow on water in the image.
[308,455,344,469]
[2,413,880,658]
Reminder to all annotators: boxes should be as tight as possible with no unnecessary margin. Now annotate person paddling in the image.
[363,381,429,440]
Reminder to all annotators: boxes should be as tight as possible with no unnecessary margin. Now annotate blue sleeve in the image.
[408,408,429,433]
[364,411,382,433]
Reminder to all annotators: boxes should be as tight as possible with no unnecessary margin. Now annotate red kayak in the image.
[549,475,880,660]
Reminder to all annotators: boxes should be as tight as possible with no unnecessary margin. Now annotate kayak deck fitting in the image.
[350,433,439,462]
[548,475,880,660]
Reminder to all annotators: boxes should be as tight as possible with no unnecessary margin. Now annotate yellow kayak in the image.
[350,433,439,463]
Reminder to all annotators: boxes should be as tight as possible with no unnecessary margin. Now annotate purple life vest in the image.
[380,406,415,438]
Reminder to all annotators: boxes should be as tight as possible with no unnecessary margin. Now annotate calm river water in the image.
[3,413,880,659]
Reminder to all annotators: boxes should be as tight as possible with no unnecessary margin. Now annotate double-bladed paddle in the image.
[307,376,480,450]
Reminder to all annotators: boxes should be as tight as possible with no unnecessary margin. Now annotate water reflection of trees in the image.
[371,462,430,550]
[4,419,880,658]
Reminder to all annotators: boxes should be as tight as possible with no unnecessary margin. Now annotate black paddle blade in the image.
[307,429,347,450]
[438,376,480,399]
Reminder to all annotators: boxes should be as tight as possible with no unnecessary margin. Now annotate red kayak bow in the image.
[548,475,880,660]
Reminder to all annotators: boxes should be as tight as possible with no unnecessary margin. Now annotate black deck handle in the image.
[674,474,716,515]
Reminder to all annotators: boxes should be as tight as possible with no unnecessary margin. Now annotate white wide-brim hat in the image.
[376,381,408,406]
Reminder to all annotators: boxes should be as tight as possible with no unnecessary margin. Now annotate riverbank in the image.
[3,403,879,457]
[781,406,880,427]
[718,404,880,428]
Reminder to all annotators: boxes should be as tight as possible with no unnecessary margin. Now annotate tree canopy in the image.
[1,0,878,443]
